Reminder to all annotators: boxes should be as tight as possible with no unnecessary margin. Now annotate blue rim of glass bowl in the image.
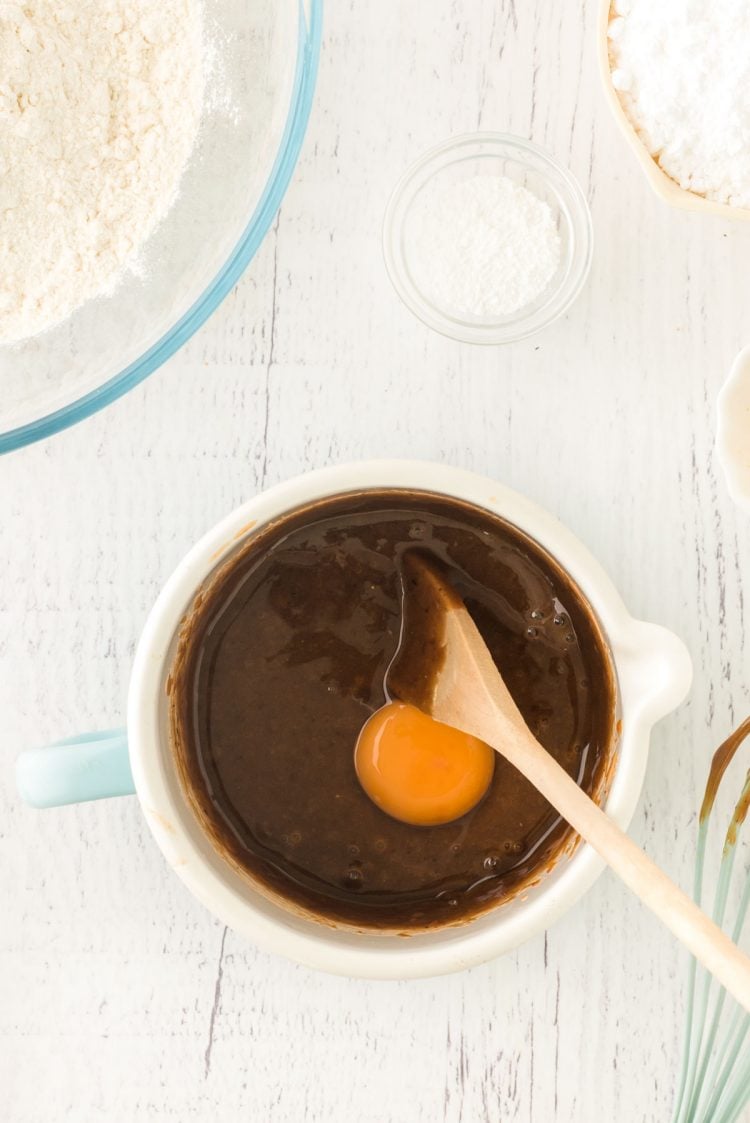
[0,0,323,456]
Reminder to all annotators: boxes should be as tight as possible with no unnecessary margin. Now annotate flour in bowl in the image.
[0,1,205,345]
[609,0,750,208]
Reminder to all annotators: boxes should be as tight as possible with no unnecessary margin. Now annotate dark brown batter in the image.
[170,489,616,931]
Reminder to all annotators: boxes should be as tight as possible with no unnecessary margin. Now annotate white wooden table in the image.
[3,3,750,1120]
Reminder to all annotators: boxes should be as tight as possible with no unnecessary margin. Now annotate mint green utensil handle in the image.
[16,729,134,808]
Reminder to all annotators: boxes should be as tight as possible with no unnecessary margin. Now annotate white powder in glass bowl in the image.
[0,0,205,345]
[609,0,750,208]
[408,175,561,319]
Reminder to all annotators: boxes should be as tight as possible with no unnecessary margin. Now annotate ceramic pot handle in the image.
[16,729,134,808]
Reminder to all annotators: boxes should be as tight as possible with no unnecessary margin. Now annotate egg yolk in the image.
[354,702,495,827]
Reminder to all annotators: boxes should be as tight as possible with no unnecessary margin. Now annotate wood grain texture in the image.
[2,1,750,1119]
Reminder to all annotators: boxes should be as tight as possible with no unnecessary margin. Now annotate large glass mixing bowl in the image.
[0,0,322,454]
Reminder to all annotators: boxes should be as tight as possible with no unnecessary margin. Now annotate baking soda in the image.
[409,175,561,319]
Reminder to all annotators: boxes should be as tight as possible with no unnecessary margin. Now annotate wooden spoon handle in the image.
[495,719,750,1013]
[411,560,749,1005]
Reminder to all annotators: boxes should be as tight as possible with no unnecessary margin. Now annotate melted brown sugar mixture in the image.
[170,490,616,930]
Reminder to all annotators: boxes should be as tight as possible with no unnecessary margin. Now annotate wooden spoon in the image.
[389,553,750,1013]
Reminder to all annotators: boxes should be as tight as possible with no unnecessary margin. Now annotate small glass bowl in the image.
[383,133,594,345]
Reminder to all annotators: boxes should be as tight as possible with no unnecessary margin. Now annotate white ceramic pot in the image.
[597,0,750,221]
[17,461,692,978]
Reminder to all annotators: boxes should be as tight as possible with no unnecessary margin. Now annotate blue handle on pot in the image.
[16,729,134,808]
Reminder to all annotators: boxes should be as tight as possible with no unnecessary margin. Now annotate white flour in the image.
[609,0,750,208]
[410,175,561,318]
[0,1,205,345]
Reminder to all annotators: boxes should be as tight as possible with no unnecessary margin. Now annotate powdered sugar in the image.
[609,0,750,209]
[0,0,205,344]
[409,175,561,319]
